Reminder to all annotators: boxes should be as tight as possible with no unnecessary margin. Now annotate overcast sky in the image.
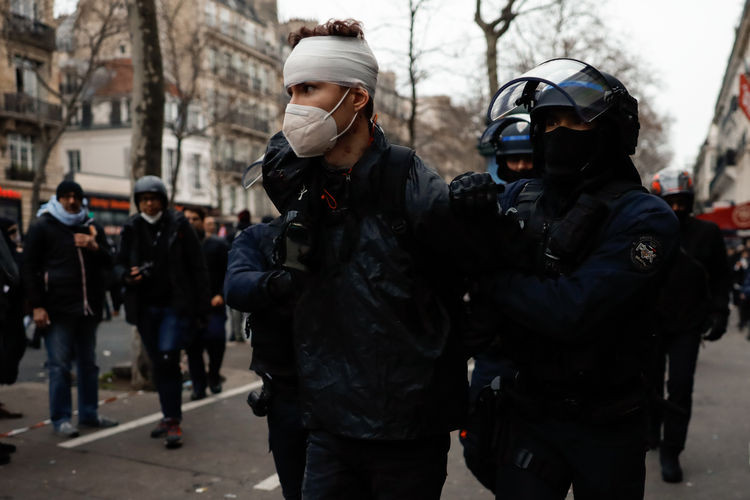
[56,0,745,172]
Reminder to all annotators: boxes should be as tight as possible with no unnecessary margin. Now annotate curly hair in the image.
[288,19,365,48]
[287,19,374,119]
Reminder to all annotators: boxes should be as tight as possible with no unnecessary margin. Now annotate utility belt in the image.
[506,376,647,424]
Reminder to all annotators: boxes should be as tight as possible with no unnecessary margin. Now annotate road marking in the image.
[59,380,263,449]
[253,473,281,491]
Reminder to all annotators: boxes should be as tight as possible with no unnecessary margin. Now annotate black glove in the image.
[702,312,728,341]
[266,270,295,303]
[449,172,500,217]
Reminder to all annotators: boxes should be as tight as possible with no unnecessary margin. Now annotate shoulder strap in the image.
[379,145,415,235]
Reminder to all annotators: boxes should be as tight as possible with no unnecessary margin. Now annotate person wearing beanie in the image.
[24,181,119,438]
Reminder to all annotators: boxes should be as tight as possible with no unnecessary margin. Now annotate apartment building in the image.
[694,0,750,210]
[0,0,61,227]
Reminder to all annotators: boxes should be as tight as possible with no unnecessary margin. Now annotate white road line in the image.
[253,473,281,491]
[59,380,263,449]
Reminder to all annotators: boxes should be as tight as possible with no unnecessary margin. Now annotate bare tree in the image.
[15,0,127,222]
[128,0,164,181]
[504,0,673,177]
[406,0,425,149]
[474,0,561,97]
[159,0,201,204]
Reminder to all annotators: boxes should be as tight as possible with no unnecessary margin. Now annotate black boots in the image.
[659,446,683,483]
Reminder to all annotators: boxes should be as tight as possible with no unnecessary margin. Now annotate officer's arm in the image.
[491,197,679,343]
[224,226,277,313]
[405,159,493,274]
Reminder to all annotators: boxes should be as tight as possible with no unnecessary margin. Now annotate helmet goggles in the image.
[488,58,615,124]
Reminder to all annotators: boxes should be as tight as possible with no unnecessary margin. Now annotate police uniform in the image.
[468,58,680,499]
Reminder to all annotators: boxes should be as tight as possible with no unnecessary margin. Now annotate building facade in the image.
[694,0,750,210]
[0,0,61,228]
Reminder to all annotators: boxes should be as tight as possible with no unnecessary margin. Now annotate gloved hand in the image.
[702,312,728,341]
[266,270,295,303]
[449,172,500,217]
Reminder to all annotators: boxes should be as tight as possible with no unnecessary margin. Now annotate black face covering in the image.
[542,127,599,181]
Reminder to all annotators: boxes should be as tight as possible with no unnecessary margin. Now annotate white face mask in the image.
[282,87,358,158]
[140,211,163,225]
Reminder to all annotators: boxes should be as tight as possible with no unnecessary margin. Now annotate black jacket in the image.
[261,128,478,440]
[24,213,112,321]
[202,235,229,306]
[680,216,730,318]
[116,209,209,324]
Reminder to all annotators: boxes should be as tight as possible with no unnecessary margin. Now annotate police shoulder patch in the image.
[630,235,661,272]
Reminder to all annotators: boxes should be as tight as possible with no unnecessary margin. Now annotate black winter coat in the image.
[261,128,478,440]
[24,213,112,321]
[116,210,209,324]
[202,235,229,308]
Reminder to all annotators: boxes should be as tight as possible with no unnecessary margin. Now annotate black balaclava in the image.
[0,217,17,249]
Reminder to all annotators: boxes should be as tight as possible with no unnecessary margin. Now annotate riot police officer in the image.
[453,58,680,499]
[649,169,729,483]
[478,114,536,184]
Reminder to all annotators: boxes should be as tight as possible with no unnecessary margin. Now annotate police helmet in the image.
[479,114,533,157]
[487,58,640,155]
[133,175,168,206]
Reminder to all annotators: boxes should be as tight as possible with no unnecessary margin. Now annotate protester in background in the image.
[733,247,749,327]
[117,176,209,449]
[184,207,229,399]
[204,216,218,237]
[24,181,118,438]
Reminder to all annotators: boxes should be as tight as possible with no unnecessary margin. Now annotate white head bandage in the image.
[283,36,379,97]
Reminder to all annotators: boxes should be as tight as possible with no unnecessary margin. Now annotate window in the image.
[11,0,38,19]
[204,1,216,26]
[81,102,92,127]
[110,99,121,125]
[8,134,34,169]
[67,150,81,173]
[191,154,202,189]
[15,57,39,98]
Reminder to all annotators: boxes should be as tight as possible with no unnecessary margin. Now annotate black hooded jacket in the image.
[262,128,481,440]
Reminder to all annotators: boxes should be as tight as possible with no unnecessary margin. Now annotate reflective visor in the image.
[488,58,613,123]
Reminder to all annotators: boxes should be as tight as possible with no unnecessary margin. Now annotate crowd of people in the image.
[0,16,741,500]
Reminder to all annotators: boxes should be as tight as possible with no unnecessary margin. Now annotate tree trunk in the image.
[128,0,165,181]
[127,0,165,387]
[485,31,500,98]
[407,0,419,149]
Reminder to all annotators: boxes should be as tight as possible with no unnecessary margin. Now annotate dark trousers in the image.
[650,330,701,452]
[137,306,189,420]
[495,413,646,500]
[302,430,450,500]
[266,381,307,500]
[186,338,225,396]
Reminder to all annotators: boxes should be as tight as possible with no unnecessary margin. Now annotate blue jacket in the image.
[224,219,297,378]
[491,178,680,393]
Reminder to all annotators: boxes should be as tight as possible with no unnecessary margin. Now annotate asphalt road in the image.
[1,313,749,499]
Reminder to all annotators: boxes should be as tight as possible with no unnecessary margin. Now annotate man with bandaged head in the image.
[228,19,485,499]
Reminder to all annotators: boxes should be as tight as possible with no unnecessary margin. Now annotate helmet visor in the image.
[488,58,612,123]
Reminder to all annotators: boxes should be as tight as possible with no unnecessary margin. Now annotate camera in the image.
[247,383,272,417]
[137,261,154,279]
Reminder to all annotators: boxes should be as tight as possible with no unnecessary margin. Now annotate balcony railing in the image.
[225,110,270,134]
[2,93,62,123]
[218,159,248,174]
[5,165,36,181]
[3,13,56,52]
